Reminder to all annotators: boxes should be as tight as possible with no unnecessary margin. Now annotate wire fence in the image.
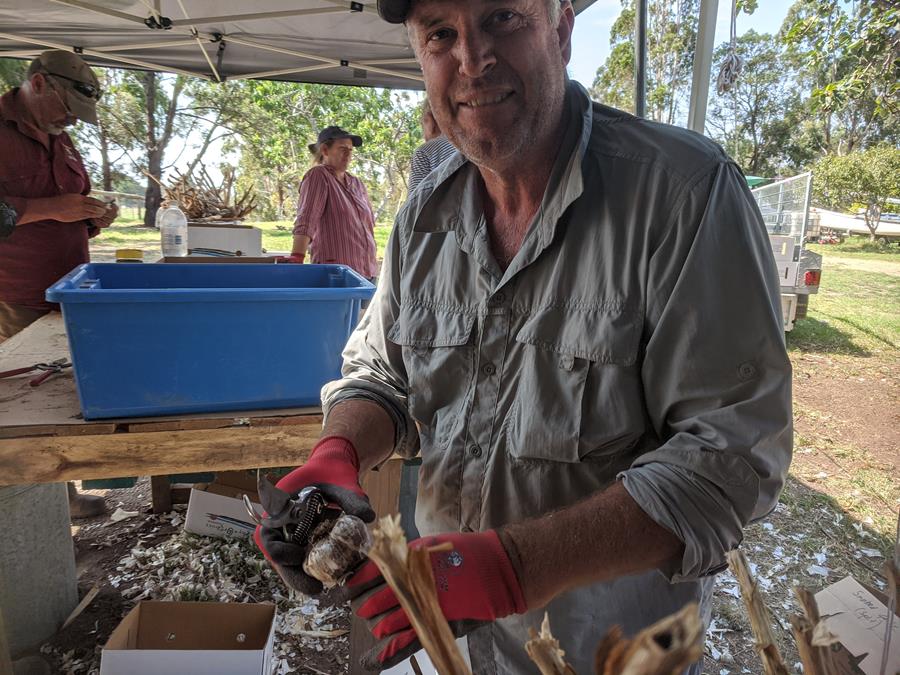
[750,173,814,245]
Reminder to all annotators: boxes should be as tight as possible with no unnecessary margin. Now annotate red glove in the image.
[274,253,305,263]
[346,530,526,670]
[253,436,374,595]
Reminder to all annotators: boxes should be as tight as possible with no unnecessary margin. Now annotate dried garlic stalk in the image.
[789,586,841,675]
[367,515,472,675]
[727,550,790,675]
[525,613,578,675]
[594,602,704,675]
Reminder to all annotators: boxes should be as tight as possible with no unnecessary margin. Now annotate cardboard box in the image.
[381,637,471,675]
[100,601,276,675]
[815,576,899,675]
[187,223,263,256]
[185,471,260,540]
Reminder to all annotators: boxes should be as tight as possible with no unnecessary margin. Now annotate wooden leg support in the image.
[150,475,172,514]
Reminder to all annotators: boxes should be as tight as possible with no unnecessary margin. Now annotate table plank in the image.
[0,421,323,486]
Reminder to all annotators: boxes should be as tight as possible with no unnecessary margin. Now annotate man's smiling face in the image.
[407,0,573,171]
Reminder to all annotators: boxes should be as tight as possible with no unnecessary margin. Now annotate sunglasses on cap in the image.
[46,72,102,101]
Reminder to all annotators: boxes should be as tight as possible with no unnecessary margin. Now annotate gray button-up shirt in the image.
[324,82,792,674]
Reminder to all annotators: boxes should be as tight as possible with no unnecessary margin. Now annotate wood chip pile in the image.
[161,165,256,222]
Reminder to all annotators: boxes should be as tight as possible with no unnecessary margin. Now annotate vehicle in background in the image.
[750,172,822,331]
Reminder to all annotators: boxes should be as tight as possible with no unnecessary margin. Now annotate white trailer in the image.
[751,173,822,331]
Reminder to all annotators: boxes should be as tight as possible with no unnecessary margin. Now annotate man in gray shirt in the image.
[408,98,457,193]
[255,1,792,672]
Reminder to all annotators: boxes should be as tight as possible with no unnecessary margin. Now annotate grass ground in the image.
[702,248,899,673]
[66,224,900,674]
[808,237,900,261]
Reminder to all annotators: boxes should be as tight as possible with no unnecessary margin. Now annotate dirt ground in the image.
[21,321,899,674]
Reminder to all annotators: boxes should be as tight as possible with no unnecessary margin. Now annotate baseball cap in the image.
[32,50,101,125]
[376,0,411,23]
[376,0,565,23]
[307,125,364,154]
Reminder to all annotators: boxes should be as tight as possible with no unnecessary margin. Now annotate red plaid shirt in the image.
[293,164,377,279]
[0,88,92,310]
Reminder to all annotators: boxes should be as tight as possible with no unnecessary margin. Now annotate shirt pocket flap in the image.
[387,304,475,348]
[515,306,640,366]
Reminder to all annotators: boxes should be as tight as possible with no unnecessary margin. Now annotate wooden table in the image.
[0,313,402,671]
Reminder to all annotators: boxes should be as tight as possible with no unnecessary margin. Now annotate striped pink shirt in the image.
[293,164,378,278]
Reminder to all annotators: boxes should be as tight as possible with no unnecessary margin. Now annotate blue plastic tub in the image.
[46,263,375,419]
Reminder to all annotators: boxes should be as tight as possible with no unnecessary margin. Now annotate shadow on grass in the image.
[787,317,872,356]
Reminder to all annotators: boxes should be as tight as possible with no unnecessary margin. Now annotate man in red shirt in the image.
[0,50,116,517]
[292,126,378,283]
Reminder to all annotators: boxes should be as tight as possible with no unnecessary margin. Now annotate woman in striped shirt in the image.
[292,126,378,282]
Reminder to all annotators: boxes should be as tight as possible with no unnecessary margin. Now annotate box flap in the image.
[130,602,276,651]
[815,576,900,675]
[104,603,143,650]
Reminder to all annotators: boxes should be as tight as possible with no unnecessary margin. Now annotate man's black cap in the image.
[308,125,363,154]
[376,0,411,23]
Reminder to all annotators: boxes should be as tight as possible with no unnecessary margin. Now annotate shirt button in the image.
[469,445,482,457]
[481,363,496,376]
[490,292,505,306]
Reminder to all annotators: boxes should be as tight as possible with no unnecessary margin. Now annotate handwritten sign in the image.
[815,576,899,675]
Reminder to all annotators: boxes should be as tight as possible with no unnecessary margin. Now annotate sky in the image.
[567,0,792,89]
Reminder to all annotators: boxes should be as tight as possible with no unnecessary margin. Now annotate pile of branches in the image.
[160,165,256,222]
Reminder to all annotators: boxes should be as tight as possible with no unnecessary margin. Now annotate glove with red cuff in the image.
[274,253,305,264]
[346,530,526,670]
[253,436,374,595]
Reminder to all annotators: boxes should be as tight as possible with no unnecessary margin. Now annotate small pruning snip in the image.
[243,476,340,546]
[0,357,72,387]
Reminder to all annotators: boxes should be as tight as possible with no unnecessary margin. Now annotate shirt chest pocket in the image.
[0,166,49,197]
[387,304,476,446]
[505,306,644,463]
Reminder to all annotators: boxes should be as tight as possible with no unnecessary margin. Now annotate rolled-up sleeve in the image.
[293,167,328,239]
[320,216,420,458]
[620,160,792,581]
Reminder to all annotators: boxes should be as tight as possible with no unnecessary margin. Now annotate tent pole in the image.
[228,64,335,81]
[634,0,647,118]
[224,35,424,84]
[0,32,212,79]
[687,0,719,133]
[175,7,346,25]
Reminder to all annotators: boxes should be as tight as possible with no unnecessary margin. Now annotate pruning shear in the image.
[243,476,339,546]
[0,357,72,387]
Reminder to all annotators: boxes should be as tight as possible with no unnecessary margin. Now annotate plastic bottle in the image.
[158,204,188,257]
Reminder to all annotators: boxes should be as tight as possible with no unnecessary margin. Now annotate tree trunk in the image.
[143,72,160,227]
[98,121,113,192]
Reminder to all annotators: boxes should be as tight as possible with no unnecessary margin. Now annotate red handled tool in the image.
[0,357,72,387]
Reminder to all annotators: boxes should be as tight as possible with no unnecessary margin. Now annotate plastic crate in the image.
[46,263,375,419]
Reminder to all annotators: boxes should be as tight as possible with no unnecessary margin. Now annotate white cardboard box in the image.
[814,576,899,675]
[185,471,260,540]
[381,637,471,675]
[187,223,263,256]
[100,601,276,675]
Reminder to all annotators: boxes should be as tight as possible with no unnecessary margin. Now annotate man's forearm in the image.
[321,399,395,473]
[499,481,684,609]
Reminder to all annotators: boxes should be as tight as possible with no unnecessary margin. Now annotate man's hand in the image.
[88,201,118,237]
[253,436,374,595]
[21,194,110,225]
[347,530,526,670]
[90,201,118,228]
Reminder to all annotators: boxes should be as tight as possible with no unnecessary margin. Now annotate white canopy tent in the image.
[0,0,599,90]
